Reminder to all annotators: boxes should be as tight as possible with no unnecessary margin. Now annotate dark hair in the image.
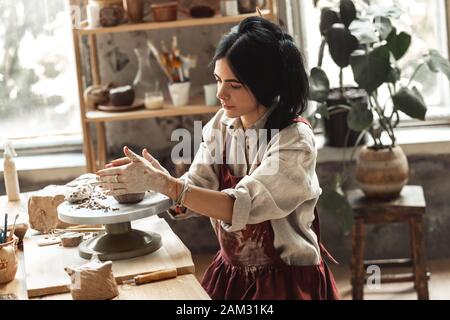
[212,16,309,134]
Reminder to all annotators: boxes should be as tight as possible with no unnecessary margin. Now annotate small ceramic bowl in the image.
[113,192,145,204]
[109,85,135,107]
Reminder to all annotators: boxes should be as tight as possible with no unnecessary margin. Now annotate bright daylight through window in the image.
[0,0,80,146]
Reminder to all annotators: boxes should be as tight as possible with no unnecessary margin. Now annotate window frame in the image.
[286,0,450,128]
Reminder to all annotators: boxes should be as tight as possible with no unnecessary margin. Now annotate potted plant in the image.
[315,1,450,232]
[309,0,368,147]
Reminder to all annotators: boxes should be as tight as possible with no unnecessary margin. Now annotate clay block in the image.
[28,174,98,234]
[28,185,73,234]
[60,232,84,247]
[65,258,119,300]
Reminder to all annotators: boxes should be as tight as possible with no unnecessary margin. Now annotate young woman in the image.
[97,16,340,300]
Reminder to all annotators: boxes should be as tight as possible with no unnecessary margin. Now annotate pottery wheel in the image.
[58,191,173,261]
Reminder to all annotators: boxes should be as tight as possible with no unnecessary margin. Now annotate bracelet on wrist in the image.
[173,179,190,214]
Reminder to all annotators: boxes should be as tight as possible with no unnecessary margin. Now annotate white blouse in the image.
[174,106,322,266]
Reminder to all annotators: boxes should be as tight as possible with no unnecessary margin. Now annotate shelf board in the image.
[86,104,220,123]
[75,10,273,35]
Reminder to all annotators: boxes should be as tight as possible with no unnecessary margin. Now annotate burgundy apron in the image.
[201,117,340,300]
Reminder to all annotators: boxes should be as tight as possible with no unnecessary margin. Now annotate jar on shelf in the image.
[89,0,125,27]
[87,1,101,27]
[133,47,156,100]
[238,0,266,14]
[123,0,144,23]
[220,0,239,16]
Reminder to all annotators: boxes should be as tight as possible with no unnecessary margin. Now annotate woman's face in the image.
[214,58,261,120]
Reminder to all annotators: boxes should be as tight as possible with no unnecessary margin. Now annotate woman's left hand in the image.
[96,146,171,196]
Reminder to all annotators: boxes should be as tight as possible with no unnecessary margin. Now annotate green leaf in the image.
[327,24,359,68]
[318,187,354,234]
[309,67,330,102]
[412,86,426,105]
[426,49,450,81]
[350,46,392,93]
[320,8,340,35]
[347,102,373,131]
[387,28,411,60]
[387,67,401,83]
[392,87,427,120]
[340,0,356,28]
[373,16,393,40]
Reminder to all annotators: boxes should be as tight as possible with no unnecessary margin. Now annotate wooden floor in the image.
[192,254,450,300]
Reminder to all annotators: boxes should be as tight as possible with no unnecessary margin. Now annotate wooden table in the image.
[0,194,210,300]
[346,186,430,300]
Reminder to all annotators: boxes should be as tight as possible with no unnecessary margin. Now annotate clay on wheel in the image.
[113,193,145,204]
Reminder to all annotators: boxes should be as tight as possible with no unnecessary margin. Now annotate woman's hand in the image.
[97,146,173,196]
[105,148,169,175]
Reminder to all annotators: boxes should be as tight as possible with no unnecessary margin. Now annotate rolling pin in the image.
[122,267,178,286]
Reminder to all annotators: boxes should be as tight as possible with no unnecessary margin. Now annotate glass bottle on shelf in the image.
[133,46,155,100]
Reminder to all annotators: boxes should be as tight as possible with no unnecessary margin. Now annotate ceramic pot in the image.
[0,236,18,284]
[238,0,258,13]
[123,0,144,23]
[151,2,178,22]
[355,145,409,200]
[109,85,135,106]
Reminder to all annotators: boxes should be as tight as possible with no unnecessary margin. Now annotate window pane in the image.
[302,0,449,112]
[0,0,80,141]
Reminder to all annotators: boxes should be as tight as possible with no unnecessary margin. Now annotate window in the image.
[290,0,450,120]
[0,0,80,148]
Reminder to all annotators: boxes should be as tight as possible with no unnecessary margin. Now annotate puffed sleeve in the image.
[166,112,222,219]
[220,123,322,231]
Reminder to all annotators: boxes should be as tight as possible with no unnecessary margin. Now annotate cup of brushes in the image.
[147,37,196,107]
[0,214,19,284]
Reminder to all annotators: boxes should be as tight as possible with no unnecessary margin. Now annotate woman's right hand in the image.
[141,148,170,175]
[97,147,173,196]
[105,157,131,168]
[105,148,169,176]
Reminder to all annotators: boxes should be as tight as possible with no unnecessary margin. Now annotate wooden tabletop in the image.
[0,193,210,300]
[1,249,209,300]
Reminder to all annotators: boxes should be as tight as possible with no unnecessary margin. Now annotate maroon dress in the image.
[201,118,340,300]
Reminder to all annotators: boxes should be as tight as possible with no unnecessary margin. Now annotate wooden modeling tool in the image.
[122,267,178,286]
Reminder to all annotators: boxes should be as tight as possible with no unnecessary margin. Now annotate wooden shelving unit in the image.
[74,9,274,35]
[72,2,278,172]
[86,104,221,123]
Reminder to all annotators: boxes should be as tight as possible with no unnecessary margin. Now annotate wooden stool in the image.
[347,185,430,300]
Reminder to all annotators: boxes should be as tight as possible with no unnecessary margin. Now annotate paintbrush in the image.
[2,213,7,244]
[148,40,173,82]
[256,7,263,18]
[7,214,19,242]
